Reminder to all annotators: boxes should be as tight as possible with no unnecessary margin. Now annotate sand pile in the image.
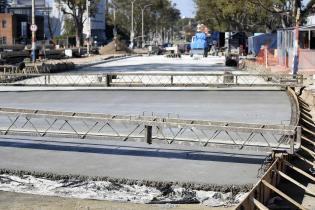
[100,40,132,55]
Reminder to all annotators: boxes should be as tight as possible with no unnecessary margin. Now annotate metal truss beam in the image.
[0,107,301,153]
[0,72,303,88]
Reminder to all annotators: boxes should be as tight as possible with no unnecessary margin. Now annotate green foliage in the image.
[108,0,181,40]
[63,16,76,36]
[56,0,99,46]
[195,0,315,34]
[195,0,283,34]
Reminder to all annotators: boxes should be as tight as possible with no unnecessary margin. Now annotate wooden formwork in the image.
[236,88,315,210]
[235,154,291,210]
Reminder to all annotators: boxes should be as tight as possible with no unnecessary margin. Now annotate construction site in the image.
[0,54,313,210]
[0,0,315,209]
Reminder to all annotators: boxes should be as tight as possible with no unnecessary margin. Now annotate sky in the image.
[172,0,196,18]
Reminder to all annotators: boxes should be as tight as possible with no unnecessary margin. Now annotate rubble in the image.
[0,171,248,207]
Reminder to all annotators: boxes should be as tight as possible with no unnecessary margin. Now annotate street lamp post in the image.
[111,2,119,51]
[31,0,36,62]
[140,4,152,48]
[130,0,136,48]
[86,0,91,56]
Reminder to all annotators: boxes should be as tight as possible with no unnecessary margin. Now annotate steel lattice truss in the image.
[0,108,301,153]
[0,72,303,87]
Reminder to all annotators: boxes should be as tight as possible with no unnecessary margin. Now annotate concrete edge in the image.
[0,168,252,194]
[286,87,301,126]
[0,87,284,92]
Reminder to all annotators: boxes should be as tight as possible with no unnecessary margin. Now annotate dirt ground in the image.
[0,191,234,210]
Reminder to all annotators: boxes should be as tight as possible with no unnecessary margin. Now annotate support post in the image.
[145,125,152,144]
[105,74,112,87]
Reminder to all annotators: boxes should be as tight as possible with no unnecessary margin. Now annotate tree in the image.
[63,16,76,36]
[56,0,98,47]
[107,0,181,45]
[249,0,315,27]
[46,5,63,40]
[195,0,283,34]
[195,0,315,34]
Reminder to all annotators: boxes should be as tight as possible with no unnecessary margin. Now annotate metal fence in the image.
[0,72,303,88]
[0,107,301,153]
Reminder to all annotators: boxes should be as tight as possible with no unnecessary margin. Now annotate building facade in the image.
[52,0,106,44]
[307,15,315,26]
[0,13,44,45]
[83,0,106,44]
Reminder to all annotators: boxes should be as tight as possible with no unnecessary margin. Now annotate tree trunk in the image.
[105,0,109,17]
[76,23,83,47]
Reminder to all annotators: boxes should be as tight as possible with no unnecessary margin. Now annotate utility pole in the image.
[31,0,36,62]
[293,4,301,75]
[113,4,117,51]
[86,0,91,56]
[140,4,152,48]
[111,2,118,51]
[130,0,136,48]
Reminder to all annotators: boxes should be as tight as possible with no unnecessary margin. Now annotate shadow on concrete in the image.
[0,138,266,165]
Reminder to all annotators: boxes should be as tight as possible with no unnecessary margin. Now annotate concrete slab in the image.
[0,56,293,188]
[0,135,266,186]
[0,90,291,124]
[77,55,235,73]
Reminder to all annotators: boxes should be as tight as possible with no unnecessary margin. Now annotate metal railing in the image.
[0,107,301,153]
[0,72,303,88]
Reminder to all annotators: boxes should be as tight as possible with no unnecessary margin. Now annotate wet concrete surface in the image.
[0,136,266,186]
[77,56,234,73]
[0,56,293,187]
[0,90,291,124]
[0,90,291,186]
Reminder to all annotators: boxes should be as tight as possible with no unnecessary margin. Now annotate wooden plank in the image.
[300,112,314,123]
[301,117,315,127]
[295,152,315,167]
[277,170,315,196]
[302,135,315,146]
[284,160,315,182]
[251,197,269,210]
[262,180,306,210]
[302,126,315,136]
[301,145,315,157]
